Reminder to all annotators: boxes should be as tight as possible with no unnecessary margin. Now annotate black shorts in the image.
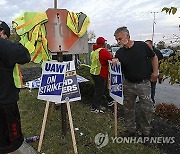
[0,103,24,153]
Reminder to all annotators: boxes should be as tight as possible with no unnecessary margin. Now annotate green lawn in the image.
[18,89,161,154]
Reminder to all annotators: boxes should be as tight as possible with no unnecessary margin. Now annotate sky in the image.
[0,0,180,45]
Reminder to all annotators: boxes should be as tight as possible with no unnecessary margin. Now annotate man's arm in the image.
[13,42,31,64]
[7,42,31,66]
[151,55,159,82]
[100,49,113,61]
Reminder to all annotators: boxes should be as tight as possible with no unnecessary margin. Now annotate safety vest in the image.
[13,64,23,88]
[67,12,90,37]
[90,48,103,75]
[13,12,51,64]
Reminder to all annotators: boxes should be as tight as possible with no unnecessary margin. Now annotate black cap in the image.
[0,21,10,38]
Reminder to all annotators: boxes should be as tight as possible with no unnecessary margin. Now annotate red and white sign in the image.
[46,9,88,54]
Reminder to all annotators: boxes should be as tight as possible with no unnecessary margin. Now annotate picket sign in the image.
[37,61,67,103]
[108,61,123,137]
[37,61,80,153]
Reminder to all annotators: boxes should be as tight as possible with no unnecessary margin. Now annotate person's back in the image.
[90,37,113,113]
[153,47,163,61]
[145,39,163,103]
[91,44,112,78]
[0,38,30,105]
[0,21,31,154]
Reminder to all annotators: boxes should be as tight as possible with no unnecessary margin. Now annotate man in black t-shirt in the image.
[112,26,158,137]
[145,40,163,103]
[0,21,31,153]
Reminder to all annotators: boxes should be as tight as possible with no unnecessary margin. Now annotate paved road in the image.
[12,141,37,154]
[155,79,180,108]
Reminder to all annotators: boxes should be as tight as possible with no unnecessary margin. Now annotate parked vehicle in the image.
[160,48,174,59]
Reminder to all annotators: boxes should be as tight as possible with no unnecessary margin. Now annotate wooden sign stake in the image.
[38,101,50,152]
[66,102,78,154]
[114,101,118,137]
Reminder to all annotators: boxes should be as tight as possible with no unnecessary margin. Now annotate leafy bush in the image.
[160,53,180,84]
[155,103,180,125]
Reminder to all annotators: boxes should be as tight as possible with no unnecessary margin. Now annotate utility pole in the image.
[179,17,180,31]
[151,11,158,44]
[53,0,67,137]
[54,0,57,9]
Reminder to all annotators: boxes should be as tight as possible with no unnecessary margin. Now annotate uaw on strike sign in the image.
[61,61,81,103]
[37,61,81,104]
[109,61,123,105]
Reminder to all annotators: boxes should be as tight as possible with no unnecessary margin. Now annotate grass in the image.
[18,89,161,154]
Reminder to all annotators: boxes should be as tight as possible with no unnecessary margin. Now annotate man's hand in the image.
[112,58,119,66]
[150,73,158,82]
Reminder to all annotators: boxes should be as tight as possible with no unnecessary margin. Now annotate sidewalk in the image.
[11,142,37,154]
[155,79,180,108]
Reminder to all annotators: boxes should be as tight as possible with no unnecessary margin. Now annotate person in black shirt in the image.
[145,40,163,103]
[0,21,31,153]
[113,26,158,137]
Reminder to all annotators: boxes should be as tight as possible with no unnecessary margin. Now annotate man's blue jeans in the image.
[151,81,157,103]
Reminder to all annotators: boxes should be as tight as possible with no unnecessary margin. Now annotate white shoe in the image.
[108,101,115,107]
[91,108,104,113]
[99,106,106,111]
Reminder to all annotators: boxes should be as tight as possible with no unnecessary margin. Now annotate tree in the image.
[106,43,111,50]
[160,53,180,84]
[160,7,180,84]
[162,7,177,15]
[156,41,166,49]
[87,30,96,42]
[9,28,20,42]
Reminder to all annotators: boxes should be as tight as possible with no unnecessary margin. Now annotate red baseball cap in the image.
[96,37,107,45]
